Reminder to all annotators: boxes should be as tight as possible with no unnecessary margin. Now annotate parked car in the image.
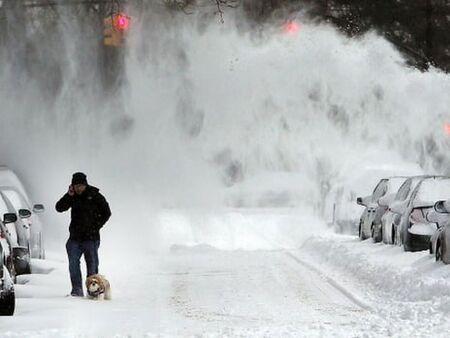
[429,200,450,263]
[0,238,15,316]
[357,176,409,241]
[381,176,433,245]
[326,162,422,236]
[0,187,45,259]
[0,167,45,259]
[391,177,450,252]
[0,193,31,275]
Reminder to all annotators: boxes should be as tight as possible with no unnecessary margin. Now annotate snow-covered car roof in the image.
[0,166,31,205]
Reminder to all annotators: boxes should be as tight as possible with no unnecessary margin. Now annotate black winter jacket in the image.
[55,185,111,241]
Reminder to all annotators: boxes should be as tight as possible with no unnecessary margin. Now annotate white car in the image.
[357,176,409,242]
[0,194,32,275]
[0,187,45,259]
[327,169,419,236]
[391,177,450,252]
[0,167,45,259]
[381,176,432,245]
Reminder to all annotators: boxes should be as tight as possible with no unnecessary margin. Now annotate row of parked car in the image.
[0,166,46,316]
[356,175,450,261]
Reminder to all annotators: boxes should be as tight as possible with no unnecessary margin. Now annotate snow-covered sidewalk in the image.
[300,235,450,337]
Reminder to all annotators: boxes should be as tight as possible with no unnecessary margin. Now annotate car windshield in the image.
[414,178,450,205]
[387,177,408,194]
[395,179,411,201]
[2,189,28,210]
[372,179,387,200]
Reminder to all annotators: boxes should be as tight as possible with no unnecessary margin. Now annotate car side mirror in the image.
[434,200,449,213]
[18,209,32,219]
[390,200,407,215]
[356,197,364,206]
[3,213,17,224]
[33,204,45,213]
[378,193,394,207]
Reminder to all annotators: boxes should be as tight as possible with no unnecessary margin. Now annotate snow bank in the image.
[300,235,450,336]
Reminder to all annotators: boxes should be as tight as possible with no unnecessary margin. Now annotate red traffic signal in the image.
[283,20,300,34]
[113,13,130,31]
[444,122,450,135]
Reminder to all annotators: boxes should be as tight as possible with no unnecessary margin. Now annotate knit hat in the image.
[72,172,88,185]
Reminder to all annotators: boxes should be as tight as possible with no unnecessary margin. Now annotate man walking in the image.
[56,172,111,297]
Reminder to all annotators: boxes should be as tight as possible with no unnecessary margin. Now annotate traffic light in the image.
[113,13,130,30]
[103,13,130,47]
[283,20,300,34]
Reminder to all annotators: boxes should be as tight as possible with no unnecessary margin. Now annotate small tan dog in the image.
[86,274,111,300]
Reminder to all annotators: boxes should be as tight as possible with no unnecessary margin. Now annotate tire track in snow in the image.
[285,251,372,311]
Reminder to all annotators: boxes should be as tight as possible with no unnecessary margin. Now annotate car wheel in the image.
[436,241,442,262]
[17,260,31,275]
[372,224,382,243]
[0,290,15,316]
[13,247,31,276]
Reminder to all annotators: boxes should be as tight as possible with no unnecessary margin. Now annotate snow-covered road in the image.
[2,209,450,337]
[0,246,375,337]
[162,247,371,336]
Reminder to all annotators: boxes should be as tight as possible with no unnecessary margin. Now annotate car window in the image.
[372,179,388,201]
[387,177,408,195]
[395,179,412,201]
[2,189,28,210]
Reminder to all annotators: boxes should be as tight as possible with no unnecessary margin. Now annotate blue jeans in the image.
[66,239,100,294]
